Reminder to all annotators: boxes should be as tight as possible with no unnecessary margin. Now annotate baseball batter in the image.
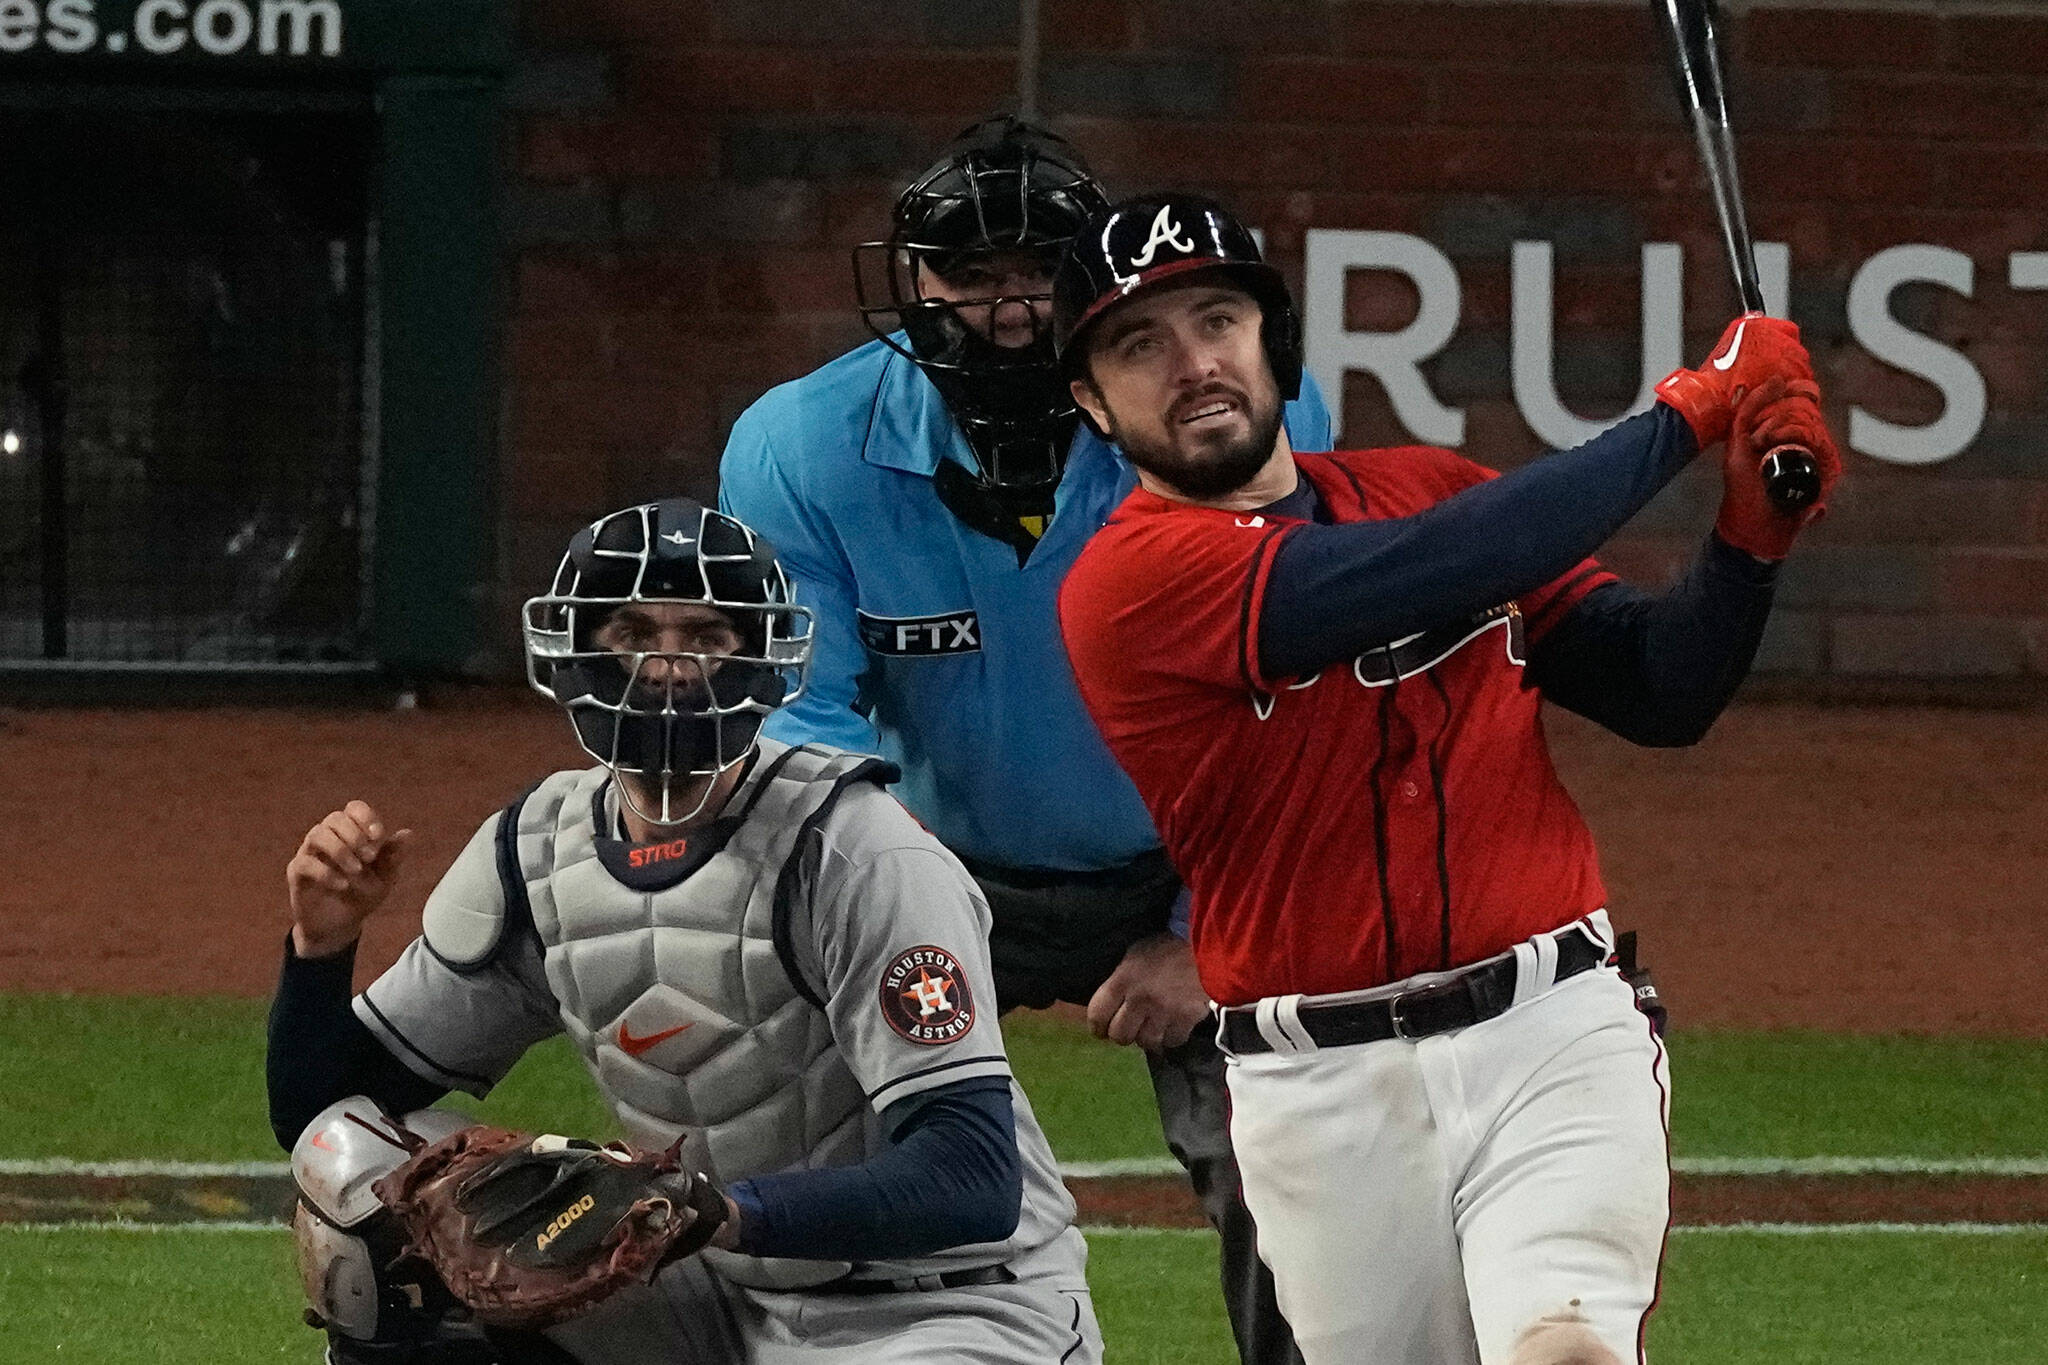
[1051,196,1842,1364]
[719,116,1328,1365]
[265,499,1101,1364]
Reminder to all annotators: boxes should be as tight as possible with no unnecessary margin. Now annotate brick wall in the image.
[501,0,2048,693]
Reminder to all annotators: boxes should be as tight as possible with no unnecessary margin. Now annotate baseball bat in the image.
[1652,0,1823,514]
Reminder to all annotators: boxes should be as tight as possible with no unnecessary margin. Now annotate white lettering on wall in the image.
[1303,230,1465,448]
[1845,245,1984,467]
[134,0,187,52]
[192,0,252,54]
[260,0,339,57]
[1754,241,1792,319]
[5,0,342,56]
[44,0,97,51]
[0,0,39,53]
[1509,240,1683,450]
[1299,231,2034,467]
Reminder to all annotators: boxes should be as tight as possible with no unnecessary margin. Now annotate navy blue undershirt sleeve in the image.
[1259,405,1699,681]
[726,1076,1020,1262]
[1525,532,1779,747]
[265,933,447,1150]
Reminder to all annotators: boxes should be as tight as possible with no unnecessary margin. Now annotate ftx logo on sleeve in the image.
[857,608,982,657]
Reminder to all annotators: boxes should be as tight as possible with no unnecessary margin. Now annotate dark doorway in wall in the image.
[0,101,376,668]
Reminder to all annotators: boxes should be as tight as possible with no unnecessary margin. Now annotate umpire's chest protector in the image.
[477,744,888,1198]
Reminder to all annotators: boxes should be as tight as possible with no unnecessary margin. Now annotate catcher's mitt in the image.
[371,1125,727,1331]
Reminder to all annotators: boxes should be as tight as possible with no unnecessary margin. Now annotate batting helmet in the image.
[1052,193,1304,402]
[854,116,1110,505]
[521,500,812,826]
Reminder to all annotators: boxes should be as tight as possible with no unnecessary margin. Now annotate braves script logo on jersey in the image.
[878,945,976,1045]
[856,608,982,657]
[1344,601,1524,689]
[1251,602,1526,720]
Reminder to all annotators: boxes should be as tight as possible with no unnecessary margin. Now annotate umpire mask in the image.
[854,117,1109,554]
[522,501,813,827]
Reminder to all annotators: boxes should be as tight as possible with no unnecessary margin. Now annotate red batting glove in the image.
[1654,314,1815,450]
[1716,376,1843,561]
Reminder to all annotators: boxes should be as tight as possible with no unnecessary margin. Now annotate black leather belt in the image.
[957,847,1174,891]
[811,1264,1017,1296]
[1218,926,1608,1055]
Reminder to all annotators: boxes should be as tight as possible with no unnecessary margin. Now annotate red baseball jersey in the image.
[1059,446,1619,1006]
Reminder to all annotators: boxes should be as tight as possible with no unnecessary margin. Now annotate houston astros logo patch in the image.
[879,945,976,1045]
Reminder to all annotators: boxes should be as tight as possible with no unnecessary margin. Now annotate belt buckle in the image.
[1388,978,1466,1040]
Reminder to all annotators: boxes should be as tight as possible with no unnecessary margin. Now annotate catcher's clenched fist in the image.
[287,800,414,958]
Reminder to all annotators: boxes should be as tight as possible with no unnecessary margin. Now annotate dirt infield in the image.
[3,692,2044,1033]
[4,693,2045,1231]
[6,1170,2046,1230]
[1069,1173,2048,1229]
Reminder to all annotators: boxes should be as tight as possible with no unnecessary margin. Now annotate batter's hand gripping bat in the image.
[1652,0,1823,513]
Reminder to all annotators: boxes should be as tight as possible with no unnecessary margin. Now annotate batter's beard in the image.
[1105,393,1286,501]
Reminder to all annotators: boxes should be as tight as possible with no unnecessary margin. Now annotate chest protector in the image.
[502,742,893,1288]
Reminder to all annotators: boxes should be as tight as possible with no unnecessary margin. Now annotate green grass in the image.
[1652,1230,2048,1361]
[1003,1010,1170,1161]
[0,1227,1232,1364]
[0,996,1172,1161]
[7,993,2045,1361]
[1087,1229,1237,1363]
[4,1226,2042,1363]
[0,1227,306,1360]
[4,994,2046,1163]
[1669,1031,2048,1160]
[1,995,284,1161]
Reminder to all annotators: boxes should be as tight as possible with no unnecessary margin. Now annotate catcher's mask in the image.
[1052,192,1304,413]
[854,115,1110,511]
[522,500,813,828]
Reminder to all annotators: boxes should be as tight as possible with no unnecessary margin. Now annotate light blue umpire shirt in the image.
[718,336,1332,873]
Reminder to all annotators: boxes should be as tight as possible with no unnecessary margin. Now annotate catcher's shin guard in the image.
[294,1098,556,1363]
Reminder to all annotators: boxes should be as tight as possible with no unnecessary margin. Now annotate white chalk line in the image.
[8,1221,2048,1238]
[0,1159,290,1178]
[1671,1156,2048,1177]
[1673,1222,2048,1236]
[1061,1156,2048,1179]
[3,1221,286,1234]
[1082,1222,2048,1239]
[8,1155,2048,1179]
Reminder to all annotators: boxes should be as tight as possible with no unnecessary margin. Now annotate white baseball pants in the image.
[1224,916,1671,1364]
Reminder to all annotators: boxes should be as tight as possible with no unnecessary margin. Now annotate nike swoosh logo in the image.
[617,1021,694,1057]
[1711,318,1750,371]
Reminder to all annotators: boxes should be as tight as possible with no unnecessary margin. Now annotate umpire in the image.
[718,116,1330,1365]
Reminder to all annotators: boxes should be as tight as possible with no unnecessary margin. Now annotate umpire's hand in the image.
[287,800,415,959]
[1086,932,1213,1052]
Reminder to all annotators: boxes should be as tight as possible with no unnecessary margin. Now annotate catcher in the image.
[264,499,1102,1364]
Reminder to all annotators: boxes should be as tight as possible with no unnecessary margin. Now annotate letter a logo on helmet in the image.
[1127,206,1196,272]
[1052,193,1306,403]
